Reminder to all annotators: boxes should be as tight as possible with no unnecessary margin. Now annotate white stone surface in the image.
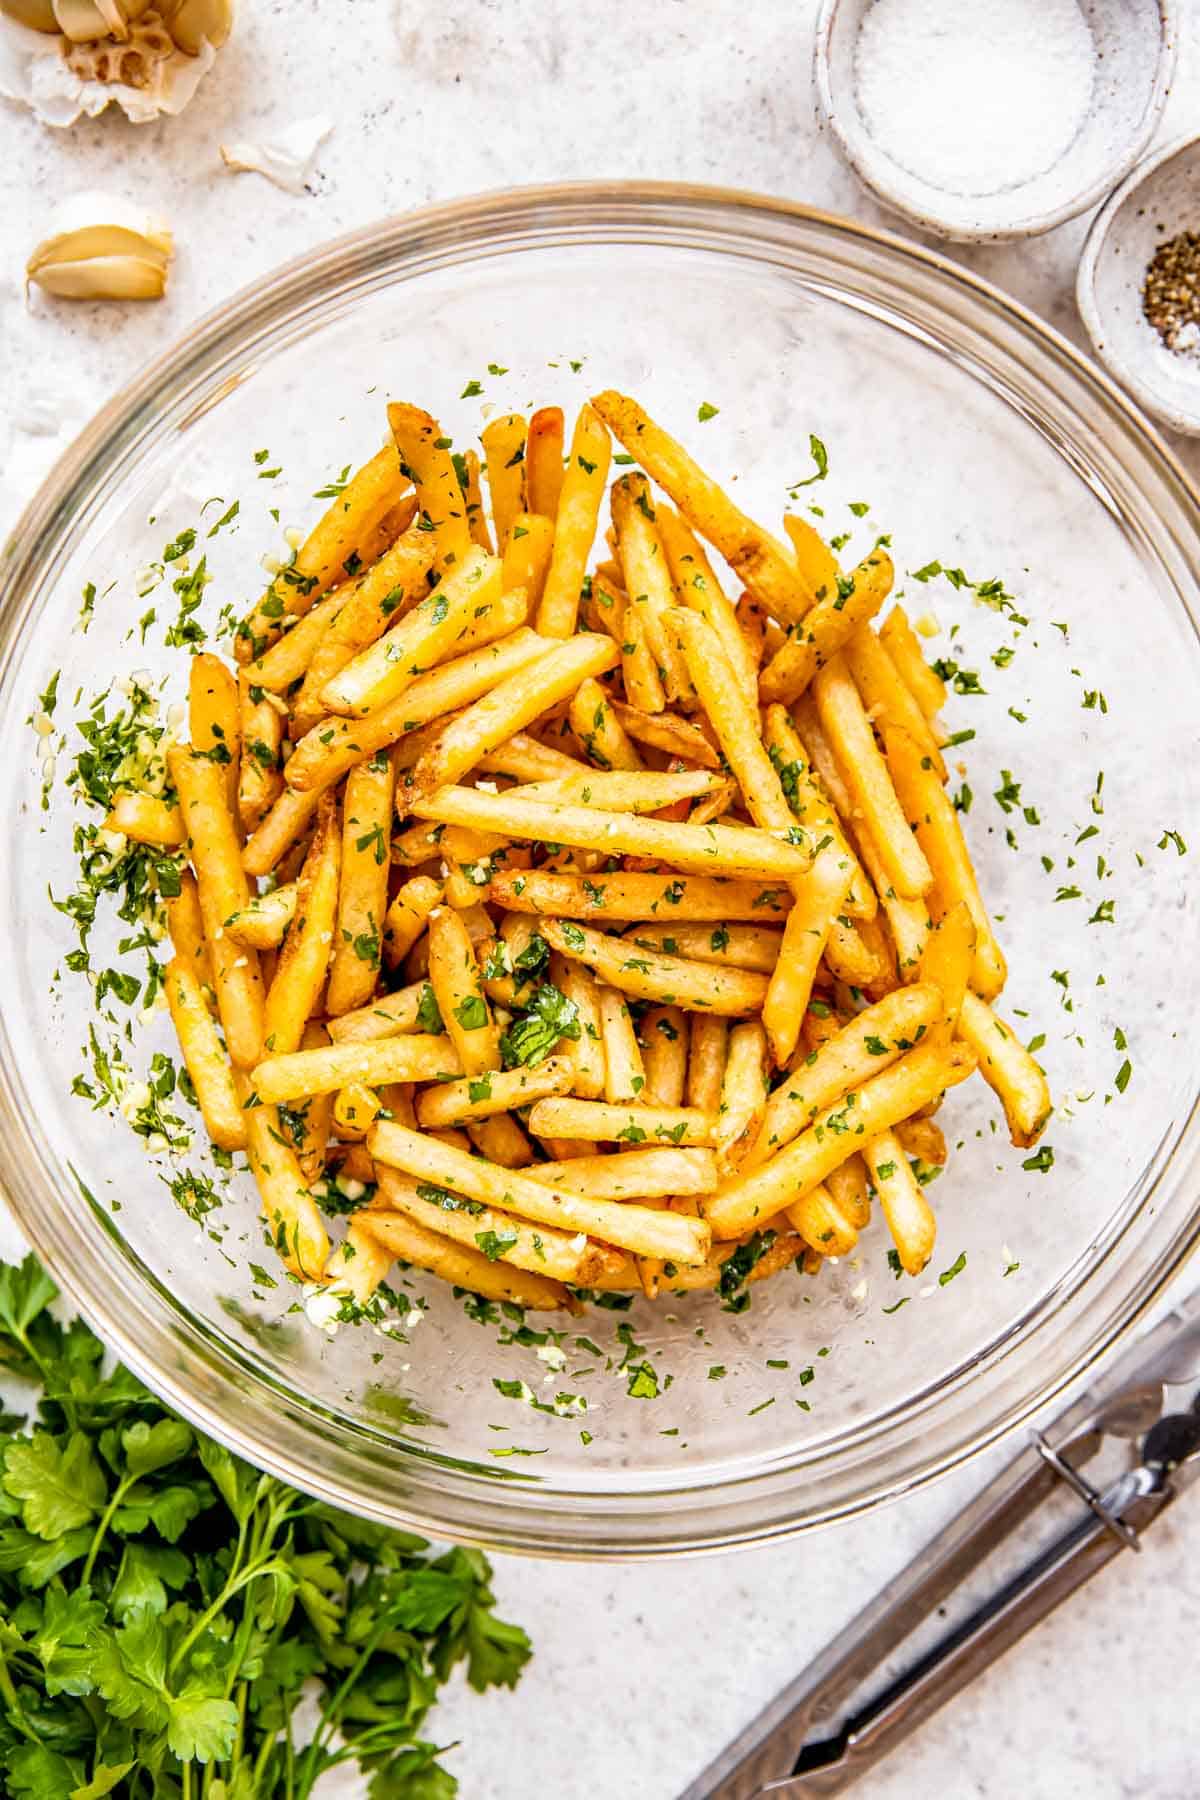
[2,5,1199,1797]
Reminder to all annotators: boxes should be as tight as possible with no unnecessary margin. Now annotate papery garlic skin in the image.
[219,115,334,195]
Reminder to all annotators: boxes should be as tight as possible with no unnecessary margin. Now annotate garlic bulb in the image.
[0,0,57,31]
[158,0,230,54]
[27,194,173,301]
[64,4,172,85]
[52,0,128,41]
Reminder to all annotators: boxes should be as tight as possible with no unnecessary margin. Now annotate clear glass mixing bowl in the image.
[2,185,1199,1556]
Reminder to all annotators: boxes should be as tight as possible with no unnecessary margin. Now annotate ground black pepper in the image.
[1142,230,1200,351]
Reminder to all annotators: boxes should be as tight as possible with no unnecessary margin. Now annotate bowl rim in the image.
[4,178,1200,1556]
[812,0,1181,243]
[1076,129,1200,436]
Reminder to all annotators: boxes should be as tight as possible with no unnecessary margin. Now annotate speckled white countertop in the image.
[2,5,1200,1797]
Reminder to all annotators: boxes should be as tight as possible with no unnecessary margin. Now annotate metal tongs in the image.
[682,1289,1200,1799]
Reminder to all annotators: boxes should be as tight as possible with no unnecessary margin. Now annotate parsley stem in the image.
[80,1470,137,1586]
[0,1650,38,1743]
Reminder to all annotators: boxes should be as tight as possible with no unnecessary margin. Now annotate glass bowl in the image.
[2,184,1199,1557]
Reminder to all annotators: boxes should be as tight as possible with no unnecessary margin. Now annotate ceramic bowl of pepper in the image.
[1078,132,1200,436]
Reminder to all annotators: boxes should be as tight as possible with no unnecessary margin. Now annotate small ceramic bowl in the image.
[1078,133,1200,435]
[814,0,1179,242]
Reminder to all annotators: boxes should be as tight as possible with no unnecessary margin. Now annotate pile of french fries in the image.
[111,391,1052,1319]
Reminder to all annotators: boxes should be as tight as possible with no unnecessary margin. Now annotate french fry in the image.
[528,1096,715,1147]
[611,473,692,703]
[882,724,1007,998]
[736,592,769,669]
[382,874,444,970]
[598,987,645,1102]
[490,868,791,921]
[333,1081,381,1140]
[387,401,471,577]
[716,1020,768,1175]
[750,984,943,1165]
[284,621,545,794]
[782,513,841,604]
[235,443,410,661]
[570,675,642,771]
[786,1181,859,1258]
[894,1117,947,1168]
[880,605,947,720]
[324,1216,394,1309]
[242,783,325,881]
[461,448,493,553]
[758,547,893,707]
[415,1055,575,1127]
[763,844,855,1064]
[615,582,667,713]
[761,704,874,918]
[373,1168,610,1285]
[658,506,758,712]
[169,747,264,1069]
[554,954,606,1100]
[518,769,719,813]
[626,923,782,973]
[958,989,1052,1147]
[481,412,527,548]
[525,1147,717,1200]
[367,1119,712,1264]
[261,797,341,1058]
[426,905,499,1076]
[189,653,241,817]
[590,390,812,625]
[501,511,555,608]
[326,981,427,1044]
[824,915,887,991]
[225,881,298,950]
[687,1015,728,1112]
[827,1152,871,1229]
[356,1209,572,1311]
[814,656,933,899]
[919,901,976,1042]
[639,1006,687,1105]
[165,871,213,995]
[240,1076,330,1280]
[467,1112,535,1168]
[254,1032,462,1104]
[295,1020,335,1185]
[526,405,565,518]
[410,786,812,880]
[321,547,504,717]
[704,1039,975,1239]
[163,957,245,1150]
[478,730,584,783]
[237,671,285,832]
[844,623,946,780]
[541,918,769,1014]
[325,752,395,1016]
[104,790,183,846]
[536,403,612,638]
[865,1129,937,1275]
[242,591,347,694]
[608,700,720,768]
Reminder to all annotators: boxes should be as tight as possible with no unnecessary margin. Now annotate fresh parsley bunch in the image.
[0,1255,530,1798]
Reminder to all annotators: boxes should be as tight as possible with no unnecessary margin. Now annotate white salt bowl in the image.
[814,0,1179,242]
[1078,132,1200,435]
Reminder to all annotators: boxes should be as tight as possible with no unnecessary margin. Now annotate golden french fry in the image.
[501,511,555,609]
[570,675,642,771]
[827,1153,872,1228]
[617,596,668,714]
[255,1032,462,1105]
[241,783,325,881]
[356,1209,571,1311]
[373,1168,610,1285]
[658,506,758,712]
[782,513,841,604]
[608,700,720,768]
[626,923,782,973]
[639,1005,687,1105]
[528,1096,715,1147]
[294,1020,335,1185]
[525,1147,717,1200]
[460,447,493,553]
[467,1111,535,1168]
[880,604,947,720]
[716,1020,768,1175]
[865,1129,937,1275]
[189,652,241,818]
[590,390,811,625]
[285,619,544,794]
[368,1119,712,1264]
[237,671,284,832]
[411,786,812,880]
[687,1014,728,1113]
[333,1081,381,1140]
[324,1215,394,1308]
[553,953,606,1100]
[786,1181,859,1258]
[894,1117,947,1168]
[844,623,946,780]
[235,444,410,661]
[758,547,893,707]
[224,881,298,950]
[541,918,768,1015]
[163,956,245,1150]
[325,980,428,1043]
[427,905,499,1076]
[325,752,395,1016]
[750,984,943,1165]
[518,768,719,814]
[490,868,791,921]
[260,797,341,1058]
[382,874,444,970]
[104,790,183,847]
[762,844,855,1064]
[243,591,346,695]
[169,747,265,1069]
[408,632,619,798]
[387,401,471,577]
[240,1076,330,1280]
[814,656,933,899]
[611,473,693,704]
[536,403,612,638]
[165,871,213,996]
[761,704,875,919]
[882,723,1007,998]
[598,986,645,1102]
[705,1039,975,1239]
[481,412,527,548]
[824,915,888,991]
[919,901,976,1042]
[526,405,565,519]
[958,989,1051,1147]
[478,730,584,783]
[415,1055,575,1128]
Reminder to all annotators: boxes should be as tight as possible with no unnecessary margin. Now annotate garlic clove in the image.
[0,0,58,31]
[28,253,168,299]
[52,0,127,41]
[219,114,333,195]
[159,0,230,55]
